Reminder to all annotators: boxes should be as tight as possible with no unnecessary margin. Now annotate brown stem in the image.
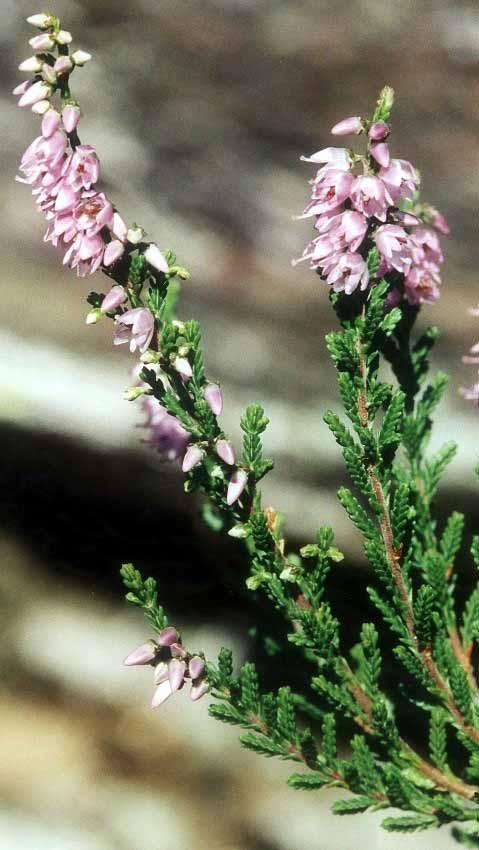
[449,626,478,692]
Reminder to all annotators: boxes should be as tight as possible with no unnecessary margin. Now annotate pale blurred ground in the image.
[1,1,479,848]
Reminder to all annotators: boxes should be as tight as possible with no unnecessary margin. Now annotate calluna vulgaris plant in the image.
[15,13,479,844]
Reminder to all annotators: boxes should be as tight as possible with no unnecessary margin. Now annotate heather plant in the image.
[15,14,479,845]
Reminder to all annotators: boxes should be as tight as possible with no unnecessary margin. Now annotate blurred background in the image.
[1,1,478,848]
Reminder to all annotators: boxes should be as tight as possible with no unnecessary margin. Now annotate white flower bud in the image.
[126,226,146,245]
[55,30,72,45]
[123,386,151,402]
[42,64,57,85]
[26,14,53,29]
[29,34,55,52]
[228,524,249,539]
[31,99,51,115]
[144,243,169,274]
[86,308,101,325]
[71,50,92,66]
[18,56,43,73]
[139,350,160,364]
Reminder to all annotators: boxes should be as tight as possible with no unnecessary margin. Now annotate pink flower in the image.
[182,445,203,472]
[404,266,441,305]
[101,285,127,313]
[326,252,369,295]
[409,226,443,268]
[62,144,100,191]
[370,142,390,168]
[41,110,61,139]
[103,240,126,267]
[300,147,351,171]
[331,116,362,136]
[350,175,392,221]
[227,469,248,506]
[18,80,52,107]
[72,190,113,235]
[338,210,368,252]
[216,439,236,465]
[124,642,157,666]
[375,224,412,274]
[204,383,223,416]
[114,308,155,353]
[379,158,419,203]
[142,397,190,461]
[62,104,81,133]
[18,131,67,189]
[62,232,105,276]
[429,208,450,235]
[368,121,390,141]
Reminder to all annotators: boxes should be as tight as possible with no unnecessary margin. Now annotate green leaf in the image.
[382,815,438,833]
[332,796,375,815]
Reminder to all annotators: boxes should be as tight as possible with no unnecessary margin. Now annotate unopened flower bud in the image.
[126,225,146,245]
[169,659,186,692]
[72,50,92,66]
[190,679,208,701]
[331,116,362,136]
[188,657,205,680]
[124,641,157,666]
[144,243,169,273]
[86,308,101,325]
[103,240,125,268]
[101,284,127,313]
[18,80,52,107]
[29,33,55,52]
[13,81,32,96]
[54,56,73,76]
[216,439,235,465]
[42,63,57,85]
[174,356,192,381]
[170,642,188,659]
[139,350,160,364]
[228,523,248,538]
[227,469,248,506]
[368,120,390,141]
[204,383,223,416]
[182,445,204,473]
[158,626,179,647]
[169,266,190,280]
[151,680,173,708]
[19,56,43,73]
[370,142,390,168]
[56,30,73,45]
[31,99,50,115]
[62,104,81,133]
[26,13,53,28]
[123,386,150,402]
[41,108,60,138]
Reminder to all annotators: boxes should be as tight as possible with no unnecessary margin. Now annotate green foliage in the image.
[241,403,274,481]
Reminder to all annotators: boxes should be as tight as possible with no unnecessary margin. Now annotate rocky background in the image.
[1,1,478,848]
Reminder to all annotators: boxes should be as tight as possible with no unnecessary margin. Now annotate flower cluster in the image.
[124,626,208,708]
[295,106,449,305]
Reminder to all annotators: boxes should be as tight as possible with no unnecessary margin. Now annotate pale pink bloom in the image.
[62,104,81,133]
[152,679,173,708]
[103,239,125,267]
[142,397,190,461]
[394,211,422,227]
[368,121,390,141]
[338,210,368,251]
[404,266,441,305]
[145,243,169,273]
[379,158,420,203]
[42,64,57,85]
[32,99,51,116]
[350,175,392,222]
[204,383,223,416]
[190,679,209,701]
[331,116,362,136]
[370,142,390,168]
[174,356,192,381]
[189,657,205,679]
[300,147,351,171]
[169,659,186,692]
[182,445,203,472]
[217,439,236,465]
[112,212,128,242]
[409,226,443,267]
[62,144,100,191]
[18,80,52,107]
[13,80,33,96]
[375,224,412,274]
[301,170,354,218]
[54,56,73,76]
[326,252,369,295]
[101,284,127,313]
[124,642,157,666]
[41,110,61,139]
[114,307,154,353]
[73,190,114,235]
[19,131,67,188]
[171,642,188,659]
[158,626,180,646]
[429,208,450,235]
[29,33,55,51]
[227,469,248,506]
[62,232,105,276]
